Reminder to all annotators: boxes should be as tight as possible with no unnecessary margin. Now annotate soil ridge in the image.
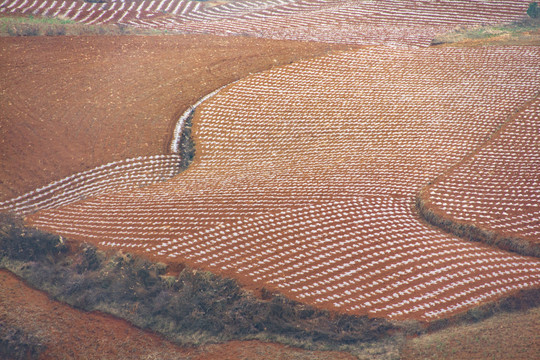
[416,92,540,258]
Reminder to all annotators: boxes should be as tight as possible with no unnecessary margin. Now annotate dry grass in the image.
[415,195,540,258]
[431,17,540,46]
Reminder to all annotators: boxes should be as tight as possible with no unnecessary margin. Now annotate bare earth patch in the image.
[0,34,351,201]
[401,306,540,360]
[0,269,359,360]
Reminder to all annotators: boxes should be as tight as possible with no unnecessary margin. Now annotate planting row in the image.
[145,0,531,47]
[421,96,540,246]
[0,155,181,217]
[24,47,540,321]
[1,0,532,46]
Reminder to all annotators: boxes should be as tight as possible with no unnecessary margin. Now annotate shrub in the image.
[528,2,539,18]
[0,324,44,360]
[179,112,196,170]
[0,213,66,261]
[6,23,41,36]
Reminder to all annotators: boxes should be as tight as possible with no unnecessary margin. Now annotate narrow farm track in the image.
[0,0,533,46]
[18,46,540,322]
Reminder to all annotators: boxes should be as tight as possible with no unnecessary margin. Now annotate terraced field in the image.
[8,46,539,322]
[420,96,540,257]
[1,0,533,46]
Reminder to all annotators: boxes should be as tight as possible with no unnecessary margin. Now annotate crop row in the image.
[22,46,540,321]
[1,0,532,46]
[0,0,299,25]
[0,155,181,217]
[421,96,540,246]
[126,0,532,46]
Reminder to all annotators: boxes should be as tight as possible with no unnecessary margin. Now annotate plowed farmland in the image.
[2,0,540,358]
[420,96,540,257]
[0,35,350,201]
[12,46,540,322]
[1,0,533,46]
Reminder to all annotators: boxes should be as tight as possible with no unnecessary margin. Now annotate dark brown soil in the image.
[0,34,352,201]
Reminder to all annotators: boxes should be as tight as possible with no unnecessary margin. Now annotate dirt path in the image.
[0,34,352,201]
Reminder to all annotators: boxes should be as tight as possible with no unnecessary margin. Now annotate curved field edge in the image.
[0,213,402,358]
[1,213,539,359]
[416,92,540,258]
[0,35,353,202]
[416,196,540,258]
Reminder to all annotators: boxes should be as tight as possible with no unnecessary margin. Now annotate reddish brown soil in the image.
[0,269,356,360]
[193,341,356,360]
[0,34,355,359]
[0,34,352,201]
[24,46,540,322]
[401,305,540,360]
[0,269,192,359]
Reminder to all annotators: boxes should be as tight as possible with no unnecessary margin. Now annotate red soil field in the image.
[17,46,540,322]
[420,96,540,255]
[0,270,192,359]
[1,1,540,357]
[1,0,532,46]
[0,34,351,202]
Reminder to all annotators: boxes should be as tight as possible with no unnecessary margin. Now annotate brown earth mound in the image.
[0,34,352,201]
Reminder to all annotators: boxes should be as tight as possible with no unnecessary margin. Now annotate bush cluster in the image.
[178,112,196,170]
[0,214,66,261]
[528,2,539,18]
[0,323,44,360]
[0,214,399,353]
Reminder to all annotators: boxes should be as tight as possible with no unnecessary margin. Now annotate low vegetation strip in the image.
[0,213,405,358]
[0,14,158,36]
[417,95,540,258]
[19,46,540,322]
[431,16,540,46]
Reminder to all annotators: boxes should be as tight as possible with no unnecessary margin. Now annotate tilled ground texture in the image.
[20,46,540,322]
[2,0,540,358]
[1,0,532,47]
[419,96,540,257]
[0,34,351,201]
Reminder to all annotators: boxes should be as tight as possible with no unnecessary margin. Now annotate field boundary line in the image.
[416,91,540,258]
